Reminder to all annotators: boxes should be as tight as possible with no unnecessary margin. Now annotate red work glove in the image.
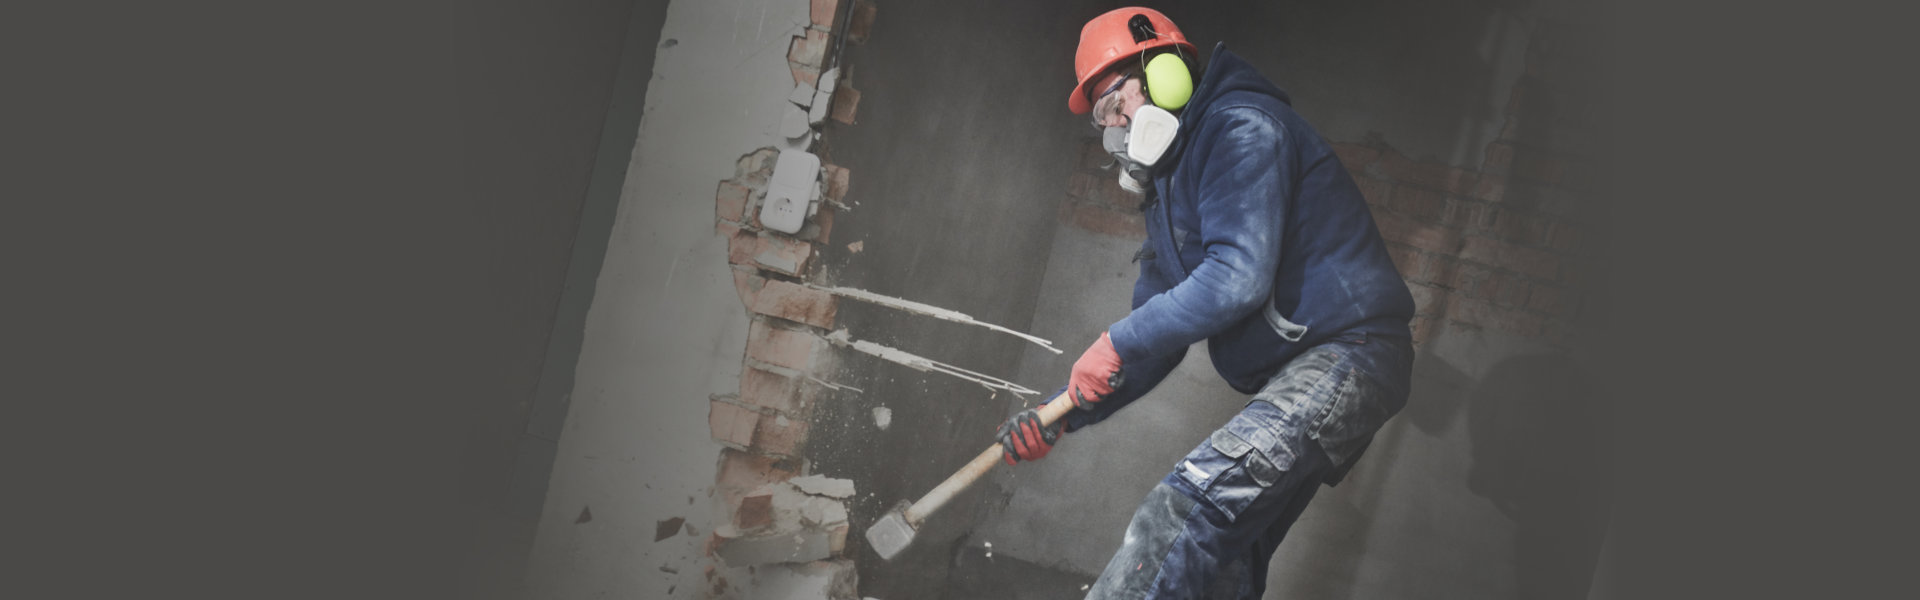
[1066,331,1124,409]
[996,408,1061,465]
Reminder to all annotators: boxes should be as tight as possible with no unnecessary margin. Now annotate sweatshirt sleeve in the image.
[1058,249,1189,431]
[1107,108,1291,365]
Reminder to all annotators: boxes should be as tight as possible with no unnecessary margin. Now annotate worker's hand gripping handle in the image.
[900,393,1074,527]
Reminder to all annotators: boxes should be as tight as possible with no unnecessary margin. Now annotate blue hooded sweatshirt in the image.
[1063,44,1415,433]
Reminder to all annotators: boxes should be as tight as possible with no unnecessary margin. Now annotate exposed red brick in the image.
[1459,235,1560,279]
[1483,142,1515,173]
[754,411,808,457]
[809,0,838,28]
[740,366,801,413]
[715,449,798,509]
[724,224,759,265]
[792,63,820,87]
[1470,175,1508,203]
[716,181,750,223]
[1354,176,1393,208]
[708,398,757,447]
[754,233,813,276]
[1477,270,1532,307]
[1447,261,1493,295]
[1489,208,1554,247]
[1505,79,1538,116]
[830,85,860,125]
[812,205,835,244]
[1388,186,1447,221]
[1497,115,1523,142]
[848,1,877,43]
[1060,200,1145,239]
[1444,198,1496,230]
[1374,213,1462,255]
[823,164,851,202]
[732,269,764,308]
[1389,244,1455,285]
[1332,143,1379,171]
[751,278,838,329]
[736,492,773,530]
[1527,283,1576,316]
[788,29,829,69]
[1372,150,1479,195]
[1385,244,1422,280]
[1447,296,1543,337]
[1422,253,1461,288]
[746,318,820,372]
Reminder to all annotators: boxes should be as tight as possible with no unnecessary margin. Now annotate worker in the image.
[994,7,1418,598]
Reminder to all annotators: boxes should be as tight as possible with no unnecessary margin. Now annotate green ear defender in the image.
[1143,52,1193,110]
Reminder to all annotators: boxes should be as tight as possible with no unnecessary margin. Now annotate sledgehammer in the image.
[865,392,1074,560]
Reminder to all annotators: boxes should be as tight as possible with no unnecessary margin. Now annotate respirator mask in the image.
[1099,51,1192,194]
[1103,105,1179,194]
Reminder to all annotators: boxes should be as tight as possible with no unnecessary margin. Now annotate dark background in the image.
[5,1,1912,599]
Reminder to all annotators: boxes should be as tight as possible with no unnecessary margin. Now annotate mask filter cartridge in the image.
[1104,105,1180,194]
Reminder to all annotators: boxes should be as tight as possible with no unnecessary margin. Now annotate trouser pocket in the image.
[1173,400,1297,523]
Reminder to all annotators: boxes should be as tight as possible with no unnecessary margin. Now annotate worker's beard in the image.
[1101,105,1179,194]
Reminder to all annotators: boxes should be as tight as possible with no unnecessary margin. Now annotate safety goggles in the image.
[1089,72,1132,130]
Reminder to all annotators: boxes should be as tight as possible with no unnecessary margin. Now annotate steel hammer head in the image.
[865,509,917,560]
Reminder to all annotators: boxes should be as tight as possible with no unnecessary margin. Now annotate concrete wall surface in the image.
[518,0,818,598]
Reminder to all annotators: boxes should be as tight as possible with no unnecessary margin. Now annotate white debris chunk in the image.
[789,474,857,499]
[789,82,817,108]
[872,406,891,430]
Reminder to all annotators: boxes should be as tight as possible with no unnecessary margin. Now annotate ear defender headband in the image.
[1127,14,1194,111]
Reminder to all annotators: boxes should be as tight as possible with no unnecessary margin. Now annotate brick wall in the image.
[1059,20,1605,351]
[709,144,854,522]
[696,1,873,595]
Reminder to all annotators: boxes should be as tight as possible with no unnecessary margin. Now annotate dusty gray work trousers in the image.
[1085,333,1413,599]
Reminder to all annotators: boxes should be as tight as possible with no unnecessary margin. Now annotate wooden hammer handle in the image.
[902,393,1074,526]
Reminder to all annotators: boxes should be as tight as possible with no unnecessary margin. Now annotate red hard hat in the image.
[1068,7,1197,114]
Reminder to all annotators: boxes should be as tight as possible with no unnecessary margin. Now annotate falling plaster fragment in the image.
[872,406,891,430]
[823,329,1040,396]
[655,517,686,542]
[808,285,1060,353]
[846,240,863,253]
[789,475,856,499]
